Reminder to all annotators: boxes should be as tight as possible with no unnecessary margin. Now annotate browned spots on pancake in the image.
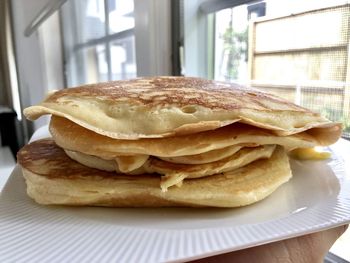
[46,76,311,112]
[17,139,159,180]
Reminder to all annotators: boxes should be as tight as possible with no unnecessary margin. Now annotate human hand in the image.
[191,225,348,263]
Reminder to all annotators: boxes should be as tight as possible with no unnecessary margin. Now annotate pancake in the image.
[65,149,117,172]
[64,145,276,191]
[49,116,335,160]
[114,155,149,172]
[158,144,249,164]
[65,149,147,175]
[155,145,276,191]
[19,77,342,208]
[23,76,340,139]
[18,139,292,207]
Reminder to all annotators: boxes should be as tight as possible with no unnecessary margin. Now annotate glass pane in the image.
[214,5,252,83]
[66,44,108,86]
[110,36,137,80]
[73,0,106,43]
[108,0,135,34]
[61,0,137,86]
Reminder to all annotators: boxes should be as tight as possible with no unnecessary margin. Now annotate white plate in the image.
[1,127,350,263]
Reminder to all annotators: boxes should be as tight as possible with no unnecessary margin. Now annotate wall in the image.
[0,62,6,105]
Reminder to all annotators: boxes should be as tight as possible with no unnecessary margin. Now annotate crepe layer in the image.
[65,145,276,191]
[49,116,338,160]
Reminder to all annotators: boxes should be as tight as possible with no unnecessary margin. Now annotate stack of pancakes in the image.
[17,77,342,207]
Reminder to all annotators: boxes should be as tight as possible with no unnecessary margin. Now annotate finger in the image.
[317,225,348,252]
[289,225,349,263]
[189,225,349,263]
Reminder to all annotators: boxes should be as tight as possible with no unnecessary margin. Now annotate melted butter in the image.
[289,147,331,160]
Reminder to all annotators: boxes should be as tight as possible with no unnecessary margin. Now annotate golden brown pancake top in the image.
[46,76,311,112]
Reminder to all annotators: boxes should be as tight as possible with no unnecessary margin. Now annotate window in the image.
[61,0,136,86]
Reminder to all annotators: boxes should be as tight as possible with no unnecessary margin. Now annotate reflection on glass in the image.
[67,44,108,86]
[214,5,249,83]
[61,0,136,86]
[74,0,106,43]
[108,0,135,34]
[110,36,136,80]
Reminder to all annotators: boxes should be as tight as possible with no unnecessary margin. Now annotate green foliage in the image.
[221,25,248,80]
[319,107,342,121]
[340,116,350,133]
[319,107,350,134]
